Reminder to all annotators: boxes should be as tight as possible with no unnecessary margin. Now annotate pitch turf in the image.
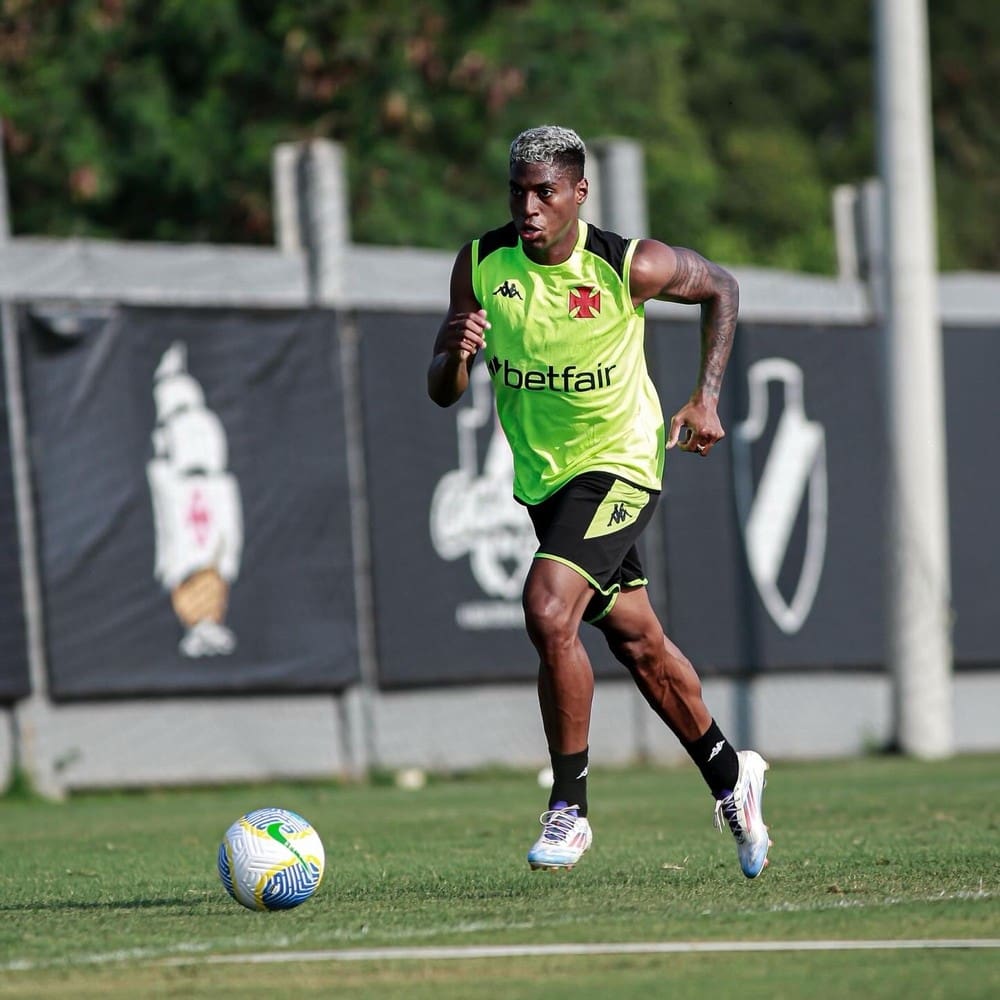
[0,754,997,998]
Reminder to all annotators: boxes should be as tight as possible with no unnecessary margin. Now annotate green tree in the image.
[928,1,1000,270]
[0,0,996,272]
[1,1,297,241]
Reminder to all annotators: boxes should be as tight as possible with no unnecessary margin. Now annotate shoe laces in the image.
[714,793,745,844]
[538,805,579,843]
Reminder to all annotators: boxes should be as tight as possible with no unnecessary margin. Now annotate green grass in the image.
[0,755,997,998]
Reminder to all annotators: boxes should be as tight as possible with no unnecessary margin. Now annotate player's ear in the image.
[576,177,589,205]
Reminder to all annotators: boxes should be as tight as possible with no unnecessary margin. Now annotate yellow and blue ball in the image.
[218,807,325,911]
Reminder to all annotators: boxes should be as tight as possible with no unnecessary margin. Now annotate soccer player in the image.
[427,125,770,877]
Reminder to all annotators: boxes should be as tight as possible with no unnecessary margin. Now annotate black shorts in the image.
[525,471,660,625]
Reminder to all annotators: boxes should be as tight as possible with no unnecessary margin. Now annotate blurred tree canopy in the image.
[0,0,995,272]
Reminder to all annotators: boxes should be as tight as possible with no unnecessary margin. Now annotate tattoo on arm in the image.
[668,249,739,401]
[669,248,712,300]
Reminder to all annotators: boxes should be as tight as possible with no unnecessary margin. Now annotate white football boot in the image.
[527,802,592,870]
[713,750,772,878]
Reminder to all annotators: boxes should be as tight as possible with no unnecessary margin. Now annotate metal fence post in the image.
[0,123,65,798]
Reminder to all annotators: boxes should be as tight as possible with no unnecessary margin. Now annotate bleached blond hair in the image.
[509,125,586,180]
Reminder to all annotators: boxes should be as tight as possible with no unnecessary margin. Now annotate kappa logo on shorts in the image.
[606,502,630,527]
[583,480,650,539]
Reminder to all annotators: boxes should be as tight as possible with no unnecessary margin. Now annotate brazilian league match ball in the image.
[218,807,325,911]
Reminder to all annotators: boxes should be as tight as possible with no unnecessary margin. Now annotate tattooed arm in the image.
[629,241,740,456]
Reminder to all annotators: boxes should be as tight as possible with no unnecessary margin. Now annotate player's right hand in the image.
[445,309,490,361]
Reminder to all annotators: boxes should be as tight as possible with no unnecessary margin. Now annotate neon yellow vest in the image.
[472,220,665,504]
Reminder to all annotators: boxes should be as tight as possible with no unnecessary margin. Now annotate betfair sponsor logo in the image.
[486,356,616,392]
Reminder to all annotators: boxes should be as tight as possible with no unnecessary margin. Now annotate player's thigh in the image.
[522,556,595,631]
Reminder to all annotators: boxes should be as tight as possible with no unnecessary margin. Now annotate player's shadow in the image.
[0,897,208,912]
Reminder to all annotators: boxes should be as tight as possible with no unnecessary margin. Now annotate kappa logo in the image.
[493,279,523,300]
[733,358,827,635]
[607,502,630,527]
[568,285,601,318]
[707,740,726,763]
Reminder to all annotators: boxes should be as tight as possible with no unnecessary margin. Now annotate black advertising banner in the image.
[357,311,618,688]
[649,319,886,674]
[358,311,533,687]
[23,306,358,698]
[943,325,1000,666]
[364,311,996,685]
[0,325,30,702]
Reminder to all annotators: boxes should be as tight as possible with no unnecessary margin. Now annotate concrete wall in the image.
[1,671,997,791]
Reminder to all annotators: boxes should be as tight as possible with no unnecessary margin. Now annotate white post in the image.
[271,139,349,304]
[271,139,374,778]
[584,138,664,756]
[588,138,649,237]
[874,0,953,757]
[0,124,65,797]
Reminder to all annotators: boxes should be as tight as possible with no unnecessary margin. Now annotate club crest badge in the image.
[733,358,827,635]
[568,285,601,318]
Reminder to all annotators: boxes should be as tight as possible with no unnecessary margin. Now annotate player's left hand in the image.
[666,398,725,457]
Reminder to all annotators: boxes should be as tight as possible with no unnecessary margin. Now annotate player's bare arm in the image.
[630,240,739,456]
[428,242,491,407]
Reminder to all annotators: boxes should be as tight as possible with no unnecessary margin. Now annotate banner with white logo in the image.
[19,306,993,696]
[22,306,359,698]
[733,357,827,636]
[358,312,614,688]
[0,333,30,702]
[648,319,886,673]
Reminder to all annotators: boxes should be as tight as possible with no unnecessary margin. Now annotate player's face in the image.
[509,161,587,264]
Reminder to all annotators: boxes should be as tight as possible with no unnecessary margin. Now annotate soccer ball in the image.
[217,807,325,911]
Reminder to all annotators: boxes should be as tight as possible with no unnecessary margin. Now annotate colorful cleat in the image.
[527,802,592,870]
[714,750,772,878]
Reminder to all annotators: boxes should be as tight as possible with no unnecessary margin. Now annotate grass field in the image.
[1,754,997,998]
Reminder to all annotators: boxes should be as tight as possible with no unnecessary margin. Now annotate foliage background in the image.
[0,0,996,273]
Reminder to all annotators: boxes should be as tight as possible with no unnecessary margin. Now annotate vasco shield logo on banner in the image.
[429,365,536,630]
[147,342,244,657]
[733,358,827,635]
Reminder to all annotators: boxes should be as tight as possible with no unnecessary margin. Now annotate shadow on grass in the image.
[0,897,217,913]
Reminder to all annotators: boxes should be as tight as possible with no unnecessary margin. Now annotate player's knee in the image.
[523,589,577,648]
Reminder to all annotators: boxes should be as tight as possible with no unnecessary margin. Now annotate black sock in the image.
[682,720,739,799]
[549,748,589,817]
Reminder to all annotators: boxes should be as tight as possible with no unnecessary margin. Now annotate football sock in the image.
[549,747,589,817]
[682,720,740,799]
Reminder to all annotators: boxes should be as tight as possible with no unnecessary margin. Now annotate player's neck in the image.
[521,219,581,267]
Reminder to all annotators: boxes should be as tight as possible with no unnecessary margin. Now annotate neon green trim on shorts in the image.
[533,552,606,592]
[533,553,626,624]
[585,589,620,624]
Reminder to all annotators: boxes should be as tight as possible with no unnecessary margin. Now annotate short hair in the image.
[509,125,586,181]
